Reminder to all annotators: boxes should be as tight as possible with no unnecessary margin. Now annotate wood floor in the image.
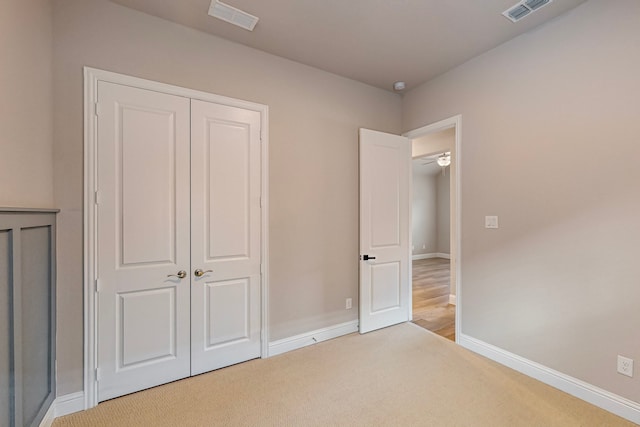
[411,257,455,341]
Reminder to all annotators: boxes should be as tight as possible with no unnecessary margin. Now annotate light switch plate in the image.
[485,216,499,229]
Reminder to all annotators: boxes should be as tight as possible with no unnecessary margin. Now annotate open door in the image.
[359,128,411,333]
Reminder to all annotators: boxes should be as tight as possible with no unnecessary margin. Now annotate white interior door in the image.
[359,128,411,333]
[190,100,262,375]
[96,82,191,401]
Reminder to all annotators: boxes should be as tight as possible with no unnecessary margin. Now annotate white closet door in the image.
[96,82,191,401]
[190,100,262,375]
[359,128,411,333]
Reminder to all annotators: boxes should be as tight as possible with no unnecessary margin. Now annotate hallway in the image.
[411,257,455,341]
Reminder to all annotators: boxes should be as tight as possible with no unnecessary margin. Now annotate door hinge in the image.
[95,368,101,381]
[94,102,100,116]
[94,190,100,205]
[260,263,264,275]
[95,278,101,293]
[259,196,263,208]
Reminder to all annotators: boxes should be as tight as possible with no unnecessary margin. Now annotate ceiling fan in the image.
[420,152,451,175]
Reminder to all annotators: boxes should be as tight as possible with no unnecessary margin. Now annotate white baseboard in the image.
[268,320,359,357]
[39,391,86,425]
[412,253,434,260]
[412,253,450,260]
[55,391,85,417]
[449,294,456,305]
[459,334,640,425]
[39,401,57,427]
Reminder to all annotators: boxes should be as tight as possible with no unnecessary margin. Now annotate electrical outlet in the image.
[345,298,352,310]
[617,355,634,377]
[485,215,499,229]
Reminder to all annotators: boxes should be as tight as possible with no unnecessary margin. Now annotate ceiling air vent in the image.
[502,0,553,23]
[525,0,551,11]
[208,0,259,31]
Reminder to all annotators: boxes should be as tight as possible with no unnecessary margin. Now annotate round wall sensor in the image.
[393,81,406,91]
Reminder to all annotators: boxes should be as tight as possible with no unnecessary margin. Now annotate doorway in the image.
[358,116,460,338]
[405,116,461,342]
[411,148,454,340]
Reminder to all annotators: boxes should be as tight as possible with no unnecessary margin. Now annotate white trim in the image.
[411,252,450,260]
[83,67,99,410]
[39,402,56,427]
[83,67,269,409]
[449,294,456,305]
[39,392,86,426]
[268,320,359,357]
[404,115,462,343]
[55,392,85,418]
[404,116,461,140]
[259,95,270,360]
[459,334,640,425]
[412,253,436,260]
[407,138,414,325]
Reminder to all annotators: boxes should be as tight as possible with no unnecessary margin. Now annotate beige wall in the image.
[403,0,640,403]
[436,170,450,254]
[52,0,401,395]
[411,171,437,256]
[411,166,450,257]
[0,0,54,207]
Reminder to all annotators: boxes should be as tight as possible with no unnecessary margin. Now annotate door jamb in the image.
[403,115,462,342]
[83,67,270,409]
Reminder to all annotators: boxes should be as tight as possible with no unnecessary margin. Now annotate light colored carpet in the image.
[54,323,635,426]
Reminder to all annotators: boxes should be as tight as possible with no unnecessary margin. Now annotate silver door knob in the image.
[194,269,213,277]
[167,270,187,279]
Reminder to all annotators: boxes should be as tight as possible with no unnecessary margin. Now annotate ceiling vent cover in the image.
[208,0,259,31]
[525,0,551,11]
[502,0,552,22]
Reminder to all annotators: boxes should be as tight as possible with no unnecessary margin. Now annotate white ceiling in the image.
[108,0,586,92]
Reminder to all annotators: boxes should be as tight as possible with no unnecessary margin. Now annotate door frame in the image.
[404,115,461,342]
[82,67,270,409]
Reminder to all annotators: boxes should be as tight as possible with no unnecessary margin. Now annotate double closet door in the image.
[96,82,261,401]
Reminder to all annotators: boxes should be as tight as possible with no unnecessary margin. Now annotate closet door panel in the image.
[96,82,191,401]
[191,100,261,375]
[206,119,251,260]
[95,79,264,398]
[120,107,177,266]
